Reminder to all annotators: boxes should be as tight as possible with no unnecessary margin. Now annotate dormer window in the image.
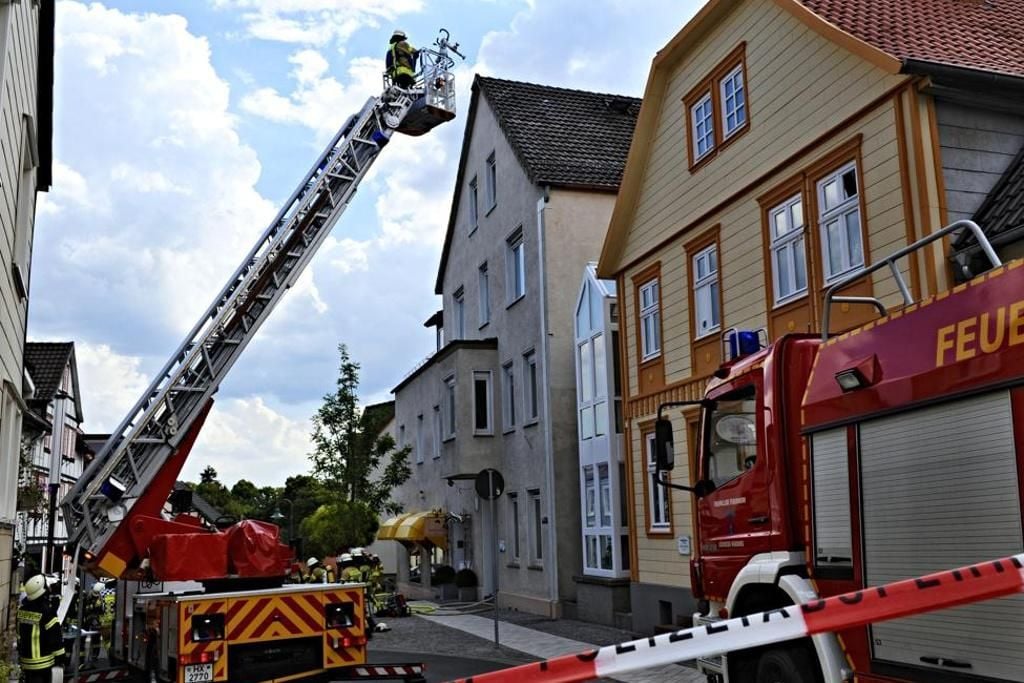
[684,43,749,172]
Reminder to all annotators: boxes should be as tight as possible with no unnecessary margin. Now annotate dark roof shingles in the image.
[799,0,1024,77]
[477,76,640,189]
[24,342,73,402]
[968,148,1024,244]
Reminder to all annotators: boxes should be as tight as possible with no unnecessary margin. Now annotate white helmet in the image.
[391,29,407,40]
[307,557,319,568]
[92,582,105,594]
[351,547,365,556]
[340,553,353,563]
[24,575,47,601]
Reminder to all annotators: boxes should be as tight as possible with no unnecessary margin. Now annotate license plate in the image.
[184,663,213,682]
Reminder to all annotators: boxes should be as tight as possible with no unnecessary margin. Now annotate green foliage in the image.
[300,501,379,557]
[16,435,45,516]
[308,344,412,516]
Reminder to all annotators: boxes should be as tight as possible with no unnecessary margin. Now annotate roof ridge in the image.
[476,74,641,102]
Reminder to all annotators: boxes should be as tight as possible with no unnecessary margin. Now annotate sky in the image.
[30,0,704,487]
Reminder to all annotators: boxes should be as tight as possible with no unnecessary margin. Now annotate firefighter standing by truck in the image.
[17,574,65,682]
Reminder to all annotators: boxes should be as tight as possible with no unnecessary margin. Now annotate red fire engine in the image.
[654,221,1024,682]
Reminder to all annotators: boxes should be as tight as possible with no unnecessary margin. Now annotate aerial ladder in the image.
[60,30,464,582]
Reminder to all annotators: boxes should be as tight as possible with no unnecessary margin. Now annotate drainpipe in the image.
[535,187,560,612]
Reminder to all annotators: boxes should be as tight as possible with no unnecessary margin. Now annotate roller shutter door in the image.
[860,391,1024,680]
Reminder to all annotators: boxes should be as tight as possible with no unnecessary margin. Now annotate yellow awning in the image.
[377,510,447,548]
[377,513,410,541]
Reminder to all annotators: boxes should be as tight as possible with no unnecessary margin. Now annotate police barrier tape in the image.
[446,554,1024,683]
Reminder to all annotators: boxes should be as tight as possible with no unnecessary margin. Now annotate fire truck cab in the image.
[655,221,1024,683]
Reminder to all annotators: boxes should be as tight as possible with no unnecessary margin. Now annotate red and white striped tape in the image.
[447,554,1024,683]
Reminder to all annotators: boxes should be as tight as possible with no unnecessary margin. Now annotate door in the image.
[860,391,1024,680]
[697,379,774,598]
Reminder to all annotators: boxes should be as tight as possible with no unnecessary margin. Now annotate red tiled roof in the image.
[799,0,1024,77]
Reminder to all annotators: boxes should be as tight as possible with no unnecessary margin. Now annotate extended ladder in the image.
[62,31,461,568]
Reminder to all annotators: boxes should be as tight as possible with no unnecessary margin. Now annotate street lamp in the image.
[272,498,294,543]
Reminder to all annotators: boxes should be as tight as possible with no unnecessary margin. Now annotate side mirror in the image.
[654,418,674,471]
[693,479,716,498]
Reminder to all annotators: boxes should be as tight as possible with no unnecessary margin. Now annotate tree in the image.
[193,467,245,519]
[308,344,411,515]
[300,501,379,558]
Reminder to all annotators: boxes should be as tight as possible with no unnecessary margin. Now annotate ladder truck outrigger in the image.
[652,222,1024,683]
[57,30,464,683]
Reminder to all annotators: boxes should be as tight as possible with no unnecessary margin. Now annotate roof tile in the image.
[799,0,1024,77]
[24,342,74,402]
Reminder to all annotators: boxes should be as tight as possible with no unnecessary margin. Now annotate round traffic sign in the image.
[475,468,504,500]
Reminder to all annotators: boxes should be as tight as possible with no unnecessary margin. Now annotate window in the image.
[524,350,539,422]
[639,279,660,361]
[528,489,543,565]
[818,162,864,282]
[770,195,808,304]
[473,371,492,434]
[684,44,749,171]
[506,229,525,303]
[612,331,623,434]
[399,424,406,449]
[415,414,424,464]
[469,176,479,231]
[1,387,24,521]
[12,116,38,299]
[508,493,520,563]
[443,375,456,439]
[502,361,516,430]
[453,287,465,339]
[705,385,758,487]
[720,65,746,138]
[485,152,497,211]
[432,405,442,458]
[646,432,670,531]
[583,466,596,527]
[692,245,720,339]
[691,93,714,160]
[478,263,490,326]
[598,464,611,527]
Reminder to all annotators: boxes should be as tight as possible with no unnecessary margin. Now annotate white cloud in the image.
[211,0,424,47]
[74,342,150,432]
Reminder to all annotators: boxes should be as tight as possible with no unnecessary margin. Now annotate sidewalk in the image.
[420,613,705,683]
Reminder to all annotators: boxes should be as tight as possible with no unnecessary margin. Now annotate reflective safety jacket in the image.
[17,596,65,671]
[340,566,362,583]
[386,40,418,80]
[307,566,335,583]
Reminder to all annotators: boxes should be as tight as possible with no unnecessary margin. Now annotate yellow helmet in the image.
[24,574,47,601]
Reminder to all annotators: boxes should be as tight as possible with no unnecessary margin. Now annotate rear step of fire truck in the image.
[60,32,463,580]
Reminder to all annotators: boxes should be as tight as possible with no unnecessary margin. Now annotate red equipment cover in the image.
[150,532,229,580]
[228,520,288,577]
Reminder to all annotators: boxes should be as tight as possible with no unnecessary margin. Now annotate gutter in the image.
[535,187,560,611]
[901,59,1024,96]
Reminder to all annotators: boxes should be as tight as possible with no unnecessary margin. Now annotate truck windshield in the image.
[706,385,758,487]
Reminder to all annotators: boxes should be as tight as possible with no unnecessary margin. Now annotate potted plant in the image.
[454,568,478,602]
[432,565,457,600]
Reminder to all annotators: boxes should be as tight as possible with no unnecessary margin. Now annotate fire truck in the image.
[653,221,1024,683]
[56,29,464,683]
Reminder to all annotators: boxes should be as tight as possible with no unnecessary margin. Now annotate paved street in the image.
[368,608,704,683]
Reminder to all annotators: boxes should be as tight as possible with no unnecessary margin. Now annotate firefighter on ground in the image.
[339,553,362,583]
[17,574,65,682]
[286,562,305,584]
[306,557,334,583]
[386,30,418,89]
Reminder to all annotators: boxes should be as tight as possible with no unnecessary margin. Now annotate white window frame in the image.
[453,287,465,339]
[646,432,670,531]
[432,405,442,458]
[443,374,456,440]
[12,116,38,300]
[817,161,864,283]
[506,229,525,304]
[502,361,516,431]
[528,488,543,566]
[472,370,493,435]
[1,385,24,522]
[720,64,746,138]
[485,151,497,212]
[692,244,720,339]
[415,414,424,464]
[508,493,520,563]
[691,92,715,161]
[770,194,808,305]
[523,350,539,423]
[478,263,490,327]
[468,176,479,232]
[639,279,661,361]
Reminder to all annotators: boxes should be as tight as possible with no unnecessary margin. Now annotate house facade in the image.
[0,0,54,628]
[16,342,89,578]
[389,76,638,617]
[597,0,1024,634]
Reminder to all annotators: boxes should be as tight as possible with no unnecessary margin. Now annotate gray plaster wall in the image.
[936,99,1024,225]
[629,581,699,635]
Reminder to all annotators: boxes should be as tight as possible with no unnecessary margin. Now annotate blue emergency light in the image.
[100,476,126,502]
[726,329,761,360]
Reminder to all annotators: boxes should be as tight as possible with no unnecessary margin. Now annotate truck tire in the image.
[755,647,817,683]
